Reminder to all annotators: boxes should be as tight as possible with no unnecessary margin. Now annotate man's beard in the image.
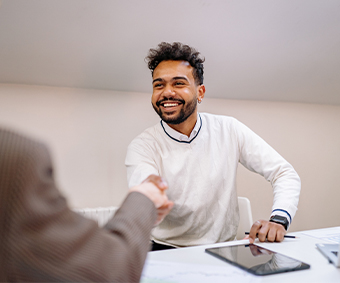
[152,96,197,125]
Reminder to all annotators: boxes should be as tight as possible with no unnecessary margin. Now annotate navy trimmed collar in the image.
[160,114,202,144]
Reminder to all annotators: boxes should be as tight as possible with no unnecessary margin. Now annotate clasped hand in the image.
[129,175,174,225]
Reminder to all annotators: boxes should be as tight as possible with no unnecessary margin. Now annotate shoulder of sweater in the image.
[127,122,162,146]
[199,112,240,127]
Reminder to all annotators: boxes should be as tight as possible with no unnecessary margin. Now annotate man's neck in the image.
[166,112,198,137]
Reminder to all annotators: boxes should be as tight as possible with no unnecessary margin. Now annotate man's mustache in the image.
[156,98,185,107]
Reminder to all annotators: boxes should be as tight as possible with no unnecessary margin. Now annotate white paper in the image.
[301,226,340,243]
[141,260,261,283]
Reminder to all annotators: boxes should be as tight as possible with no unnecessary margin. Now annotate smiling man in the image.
[151,59,205,136]
[125,42,301,251]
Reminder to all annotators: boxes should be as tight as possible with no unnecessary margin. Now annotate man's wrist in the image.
[269,215,289,230]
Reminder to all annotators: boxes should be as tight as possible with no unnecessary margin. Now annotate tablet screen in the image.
[205,244,310,276]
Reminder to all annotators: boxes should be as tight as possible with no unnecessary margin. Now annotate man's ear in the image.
[197,84,205,101]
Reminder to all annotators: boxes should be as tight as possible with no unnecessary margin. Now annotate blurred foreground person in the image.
[0,128,173,282]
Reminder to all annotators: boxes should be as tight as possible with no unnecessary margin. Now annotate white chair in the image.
[236,197,253,240]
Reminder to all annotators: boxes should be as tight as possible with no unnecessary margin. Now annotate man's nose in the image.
[163,84,175,97]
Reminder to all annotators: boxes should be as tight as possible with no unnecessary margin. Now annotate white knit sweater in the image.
[125,113,301,247]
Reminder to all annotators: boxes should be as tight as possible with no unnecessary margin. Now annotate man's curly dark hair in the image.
[145,42,205,85]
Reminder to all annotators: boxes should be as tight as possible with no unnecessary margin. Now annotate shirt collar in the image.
[161,114,202,143]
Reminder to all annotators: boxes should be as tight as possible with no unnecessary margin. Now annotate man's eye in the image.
[175,82,185,86]
[153,83,163,88]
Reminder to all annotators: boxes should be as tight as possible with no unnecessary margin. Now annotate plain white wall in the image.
[1,83,339,232]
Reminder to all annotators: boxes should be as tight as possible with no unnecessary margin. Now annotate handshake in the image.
[129,175,174,225]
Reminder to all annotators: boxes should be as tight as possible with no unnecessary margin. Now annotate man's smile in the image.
[163,102,180,108]
[156,99,185,110]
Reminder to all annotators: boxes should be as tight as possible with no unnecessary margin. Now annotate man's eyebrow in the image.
[152,76,189,84]
[172,76,188,82]
[152,78,164,84]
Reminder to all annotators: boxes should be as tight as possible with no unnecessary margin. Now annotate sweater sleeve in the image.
[234,119,301,222]
[125,136,160,188]
[1,129,156,283]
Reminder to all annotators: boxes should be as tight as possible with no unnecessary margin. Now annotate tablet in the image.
[205,244,310,276]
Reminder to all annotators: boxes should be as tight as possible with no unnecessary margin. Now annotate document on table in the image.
[301,226,340,243]
[141,260,261,283]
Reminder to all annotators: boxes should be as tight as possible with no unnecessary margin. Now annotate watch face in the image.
[272,216,286,223]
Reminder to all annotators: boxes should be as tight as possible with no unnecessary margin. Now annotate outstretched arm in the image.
[0,129,171,282]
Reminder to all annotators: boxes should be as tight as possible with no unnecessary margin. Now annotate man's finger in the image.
[266,227,277,242]
[275,227,286,242]
[249,220,262,243]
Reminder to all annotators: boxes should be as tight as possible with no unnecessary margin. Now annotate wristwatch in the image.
[269,215,289,230]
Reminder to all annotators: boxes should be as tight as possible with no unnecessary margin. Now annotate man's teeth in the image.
[163,103,178,107]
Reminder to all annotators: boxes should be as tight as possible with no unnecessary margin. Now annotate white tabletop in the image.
[142,228,340,283]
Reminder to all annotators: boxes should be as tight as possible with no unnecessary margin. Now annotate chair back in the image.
[236,197,253,240]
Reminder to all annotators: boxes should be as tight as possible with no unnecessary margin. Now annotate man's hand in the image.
[248,220,286,243]
[129,175,173,225]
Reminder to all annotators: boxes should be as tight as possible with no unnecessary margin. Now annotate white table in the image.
[142,227,340,282]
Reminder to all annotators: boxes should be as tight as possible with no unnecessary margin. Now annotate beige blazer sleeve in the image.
[0,129,156,282]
